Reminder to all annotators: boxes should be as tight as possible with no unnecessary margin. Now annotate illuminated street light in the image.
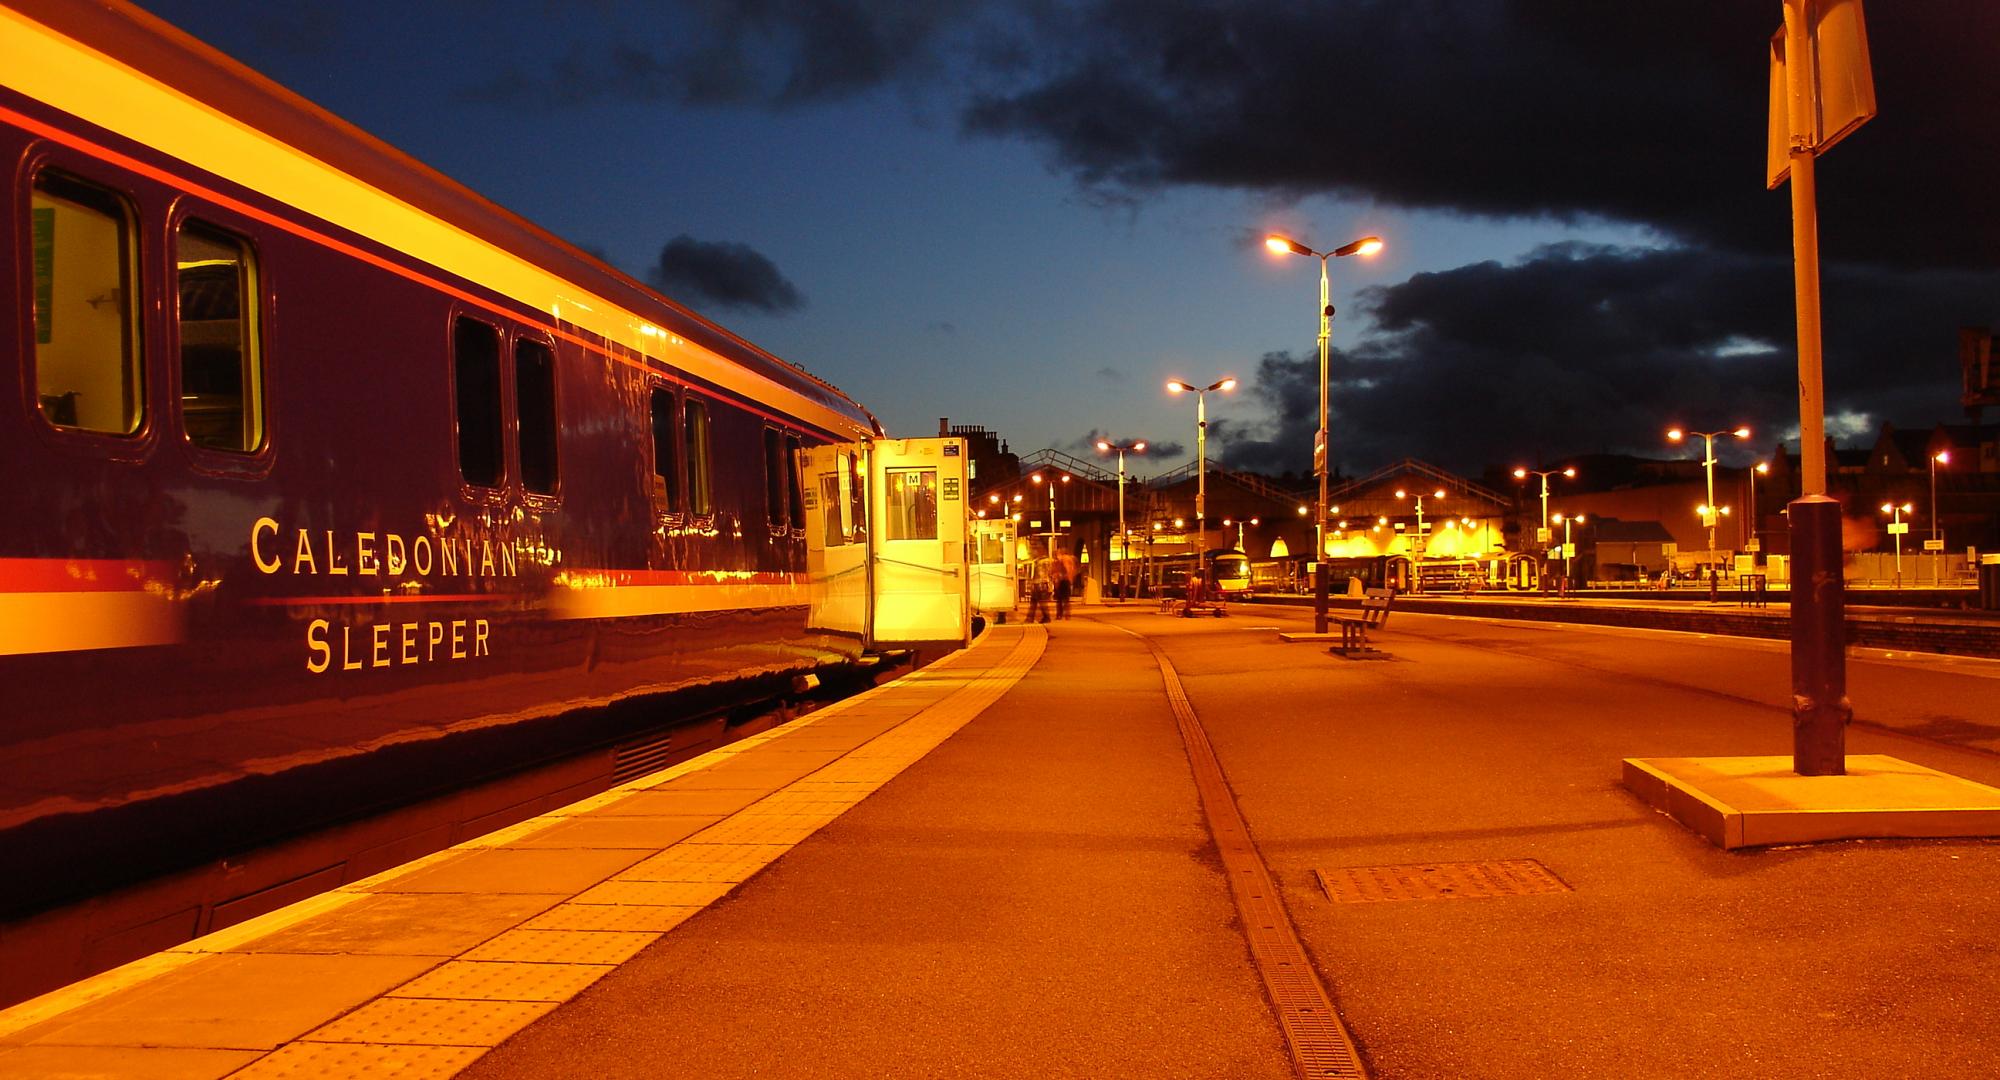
[1265,230,1383,633]
[1221,516,1261,551]
[1394,488,1446,554]
[1166,377,1235,553]
[1552,512,1586,588]
[1746,461,1770,554]
[1880,500,1914,588]
[1030,472,1070,563]
[1930,450,1949,586]
[1513,466,1575,551]
[1668,425,1750,579]
[1097,438,1147,599]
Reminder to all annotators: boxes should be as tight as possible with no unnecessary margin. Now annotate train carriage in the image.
[0,0,887,1002]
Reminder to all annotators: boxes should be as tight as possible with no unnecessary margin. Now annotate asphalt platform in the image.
[4,600,1999,1079]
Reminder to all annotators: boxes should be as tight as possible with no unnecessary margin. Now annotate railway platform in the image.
[5,603,2000,1079]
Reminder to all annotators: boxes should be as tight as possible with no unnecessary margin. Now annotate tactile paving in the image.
[520,903,703,933]
[460,929,660,965]
[1316,859,1572,903]
[388,960,611,1003]
[617,843,791,883]
[227,1041,482,1079]
[301,996,555,1046]
[569,879,735,907]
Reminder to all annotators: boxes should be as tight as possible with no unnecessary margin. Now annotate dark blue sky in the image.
[137,1,1998,479]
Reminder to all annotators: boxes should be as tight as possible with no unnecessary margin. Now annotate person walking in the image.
[1028,559,1052,623]
[1051,552,1073,620]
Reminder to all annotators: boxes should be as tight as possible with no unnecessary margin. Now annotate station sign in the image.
[1745,539,1762,552]
[1923,539,1945,551]
[1562,543,1576,558]
[1536,528,1551,544]
[1887,522,1909,535]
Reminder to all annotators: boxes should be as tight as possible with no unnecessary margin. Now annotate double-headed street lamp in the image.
[1552,512,1586,586]
[1165,377,1235,553]
[1030,471,1069,562]
[1394,487,1445,554]
[1930,450,1949,584]
[1881,500,1913,587]
[1746,461,1770,553]
[1096,438,1147,598]
[1512,466,1575,550]
[1668,425,1750,574]
[1221,517,1260,551]
[1265,230,1383,634]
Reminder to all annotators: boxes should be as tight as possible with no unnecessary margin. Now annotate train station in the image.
[7,2,2000,1077]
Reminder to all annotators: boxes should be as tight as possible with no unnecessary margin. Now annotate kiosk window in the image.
[884,468,937,541]
[32,172,141,434]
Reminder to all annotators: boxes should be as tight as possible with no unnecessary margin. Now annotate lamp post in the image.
[1394,488,1445,555]
[1930,450,1949,586]
[1222,517,1260,552]
[1553,512,1585,589]
[1746,460,1770,556]
[1512,466,1575,552]
[1030,472,1069,564]
[1880,501,1912,587]
[1265,230,1383,634]
[1668,425,1750,578]
[1165,377,1235,555]
[1097,438,1147,599]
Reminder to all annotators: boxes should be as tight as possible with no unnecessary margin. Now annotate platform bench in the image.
[1331,588,1394,653]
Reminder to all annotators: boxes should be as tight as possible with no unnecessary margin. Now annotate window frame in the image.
[511,332,561,502]
[762,426,789,529]
[449,312,508,497]
[168,205,273,472]
[682,394,715,517]
[648,383,683,517]
[24,157,151,459]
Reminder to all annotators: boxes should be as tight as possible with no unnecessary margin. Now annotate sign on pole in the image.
[1768,0,1876,189]
[1923,539,1945,552]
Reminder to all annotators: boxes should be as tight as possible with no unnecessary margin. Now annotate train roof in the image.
[5,0,880,438]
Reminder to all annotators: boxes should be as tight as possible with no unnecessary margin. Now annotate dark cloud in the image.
[1219,243,2000,476]
[1094,366,1124,383]
[647,234,806,315]
[964,1,2000,270]
[465,0,984,107]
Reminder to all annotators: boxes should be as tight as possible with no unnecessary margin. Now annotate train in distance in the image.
[0,0,933,1004]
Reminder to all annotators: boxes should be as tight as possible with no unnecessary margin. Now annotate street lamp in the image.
[1265,230,1384,634]
[1746,461,1770,555]
[1394,488,1445,555]
[1553,512,1586,588]
[1097,438,1147,599]
[1165,377,1235,554]
[1930,450,1949,585]
[1512,466,1576,551]
[1030,472,1069,563]
[1668,425,1750,576]
[1221,517,1260,551]
[1880,501,1913,587]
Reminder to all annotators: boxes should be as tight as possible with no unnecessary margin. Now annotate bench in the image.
[1330,587,1394,654]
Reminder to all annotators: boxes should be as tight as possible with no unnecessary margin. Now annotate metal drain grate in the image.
[1317,859,1570,903]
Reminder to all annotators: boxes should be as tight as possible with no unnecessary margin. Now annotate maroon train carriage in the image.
[0,0,882,1002]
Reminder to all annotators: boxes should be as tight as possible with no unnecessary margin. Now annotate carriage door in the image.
[866,437,970,649]
[798,441,869,638]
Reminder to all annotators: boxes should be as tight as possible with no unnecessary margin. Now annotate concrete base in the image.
[1278,632,1341,643]
[1622,754,2000,850]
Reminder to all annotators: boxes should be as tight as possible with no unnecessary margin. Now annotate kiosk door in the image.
[866,437,970,649]
[798,442,868,639]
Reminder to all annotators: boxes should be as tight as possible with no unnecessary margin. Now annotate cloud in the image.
[1218,243,2000,476]
[647,234,806,315]
[1063,428,1183,462]
[1094,366,1124,383]
[962,2,2000,270]
[465,0,986,107]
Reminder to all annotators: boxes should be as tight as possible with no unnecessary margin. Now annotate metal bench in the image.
[1330,588,1394,654]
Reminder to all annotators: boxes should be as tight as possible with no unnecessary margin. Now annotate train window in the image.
[649,387,680,511]
[785,435,805,527]
[31,171,142,435]
[682,397,713,515]
[883,468,938,541]
[762,429,787,526]
[176,221,263,452]
[820,469,847,544]
[515,339,558,495]
[453,317,504,487]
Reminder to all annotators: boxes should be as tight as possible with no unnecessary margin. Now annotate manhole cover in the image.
[1316,859,1570,903]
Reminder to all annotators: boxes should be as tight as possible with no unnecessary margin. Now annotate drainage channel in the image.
[1123,627,1370,1080]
